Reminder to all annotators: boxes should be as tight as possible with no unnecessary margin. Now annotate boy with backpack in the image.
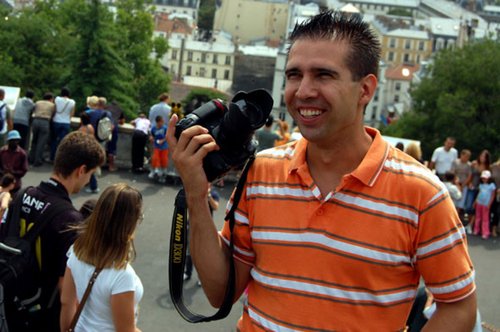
[0,131,105,331]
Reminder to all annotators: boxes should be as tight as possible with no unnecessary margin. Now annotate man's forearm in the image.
[423,292,477,331]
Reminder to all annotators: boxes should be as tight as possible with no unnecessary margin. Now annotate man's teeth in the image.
[299,109,322,117]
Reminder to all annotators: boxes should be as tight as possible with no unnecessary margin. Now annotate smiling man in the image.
[166,11,477,331]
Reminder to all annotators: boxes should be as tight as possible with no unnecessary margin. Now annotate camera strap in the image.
[169,155,255,322]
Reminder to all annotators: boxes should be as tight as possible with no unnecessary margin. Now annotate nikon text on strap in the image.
[168,155,255,322]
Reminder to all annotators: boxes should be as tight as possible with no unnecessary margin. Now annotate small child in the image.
[149,115,168,183]
[0,174,16,220]
[443,172,462,209]
[473,170,496,239]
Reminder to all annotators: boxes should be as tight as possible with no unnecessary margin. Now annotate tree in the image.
[198,0,216,35]
[0,4,73,97]
[382,40,500,160]
[114,0,170,113]
[0,0,170,118]
[63,0,136,114]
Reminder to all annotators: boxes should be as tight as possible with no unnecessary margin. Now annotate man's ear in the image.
[76,164,88,177]
[358,74,378,107]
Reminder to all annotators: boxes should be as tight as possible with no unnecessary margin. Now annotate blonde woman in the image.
[405,142,424,164]
[60,184,143,332]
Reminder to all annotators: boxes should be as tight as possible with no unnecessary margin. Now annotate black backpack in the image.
[0,187,69,332]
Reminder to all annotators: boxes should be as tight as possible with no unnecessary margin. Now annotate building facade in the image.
[162,37,235,92]
[213,0,289,44]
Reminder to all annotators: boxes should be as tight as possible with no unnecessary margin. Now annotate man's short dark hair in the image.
[25,90,35,99]
[53,131,106,178]
[60,87,71,97]
[159,93,169,101]
[288,10,381,81]
[155,115,163,123]
[43,92,54,100]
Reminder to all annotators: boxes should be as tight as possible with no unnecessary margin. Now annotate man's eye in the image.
[318,72,333,78]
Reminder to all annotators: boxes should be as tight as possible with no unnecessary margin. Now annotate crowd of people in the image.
[0,10,495,331]
[393,137,499,241]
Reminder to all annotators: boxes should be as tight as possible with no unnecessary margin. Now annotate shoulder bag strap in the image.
[66,268,102,332]
[56,100,70,114]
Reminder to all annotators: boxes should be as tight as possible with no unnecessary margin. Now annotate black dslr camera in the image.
[175,89,273,181]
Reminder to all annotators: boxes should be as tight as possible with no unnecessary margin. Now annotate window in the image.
[213,54,218,64]
[405,40,411,49]
[394,95,400,102]
[225,55,231,65]
[186,65,192,75]
[418,41,425,51]
[371,106,377,120]
[201,53,206,63]
[200,67,206,77]
[212,68,217,78]
[404,53,410,62]
[187,51,193,61]
[224,69,230,80]
[388,52,394,61]
[395,82,401,91]
[172,50,177,60]
[389,38,396,48]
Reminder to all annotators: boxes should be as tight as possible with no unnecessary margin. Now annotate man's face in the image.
[8,140,19,150]
[444,138,455,151]
[284,39,367,146]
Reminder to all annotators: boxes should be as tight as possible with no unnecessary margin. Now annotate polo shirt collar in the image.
[351,127,390,187]
[288,127,389,187]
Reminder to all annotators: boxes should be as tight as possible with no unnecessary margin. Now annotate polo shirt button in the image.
[316,209,324,216]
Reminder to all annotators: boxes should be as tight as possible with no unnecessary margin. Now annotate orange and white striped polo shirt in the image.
[221,127,475,331]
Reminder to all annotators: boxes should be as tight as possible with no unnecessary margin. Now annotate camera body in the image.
[175,89,273,181]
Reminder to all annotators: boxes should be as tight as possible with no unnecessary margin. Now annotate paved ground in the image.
[23,165,500,331]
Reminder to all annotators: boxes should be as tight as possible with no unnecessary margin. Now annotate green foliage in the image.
[152,36,169,60]
[0,0,169,118]
[0,4,74,98]
[198,0,215,31]
[383,40,500,160]
[386,8,412,17]
[182,88,228,114]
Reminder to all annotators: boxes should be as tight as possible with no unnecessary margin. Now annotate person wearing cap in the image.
[473,170,496,239]
[0,130,28,193]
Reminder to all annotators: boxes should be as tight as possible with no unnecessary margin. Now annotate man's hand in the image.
[166,114,219,197]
